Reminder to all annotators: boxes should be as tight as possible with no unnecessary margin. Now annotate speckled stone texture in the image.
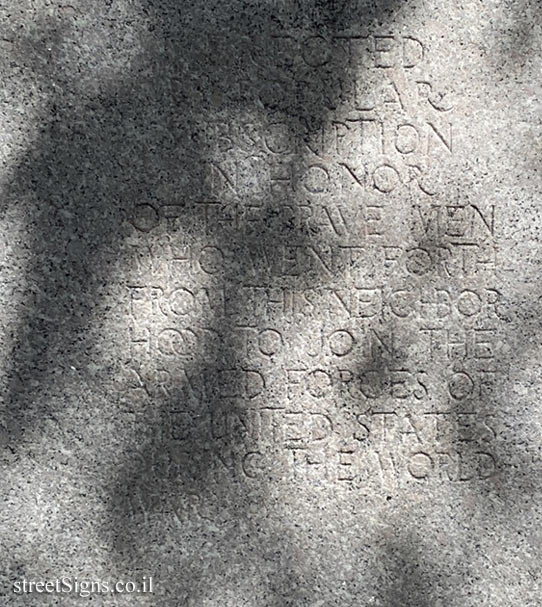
[0,0,540,605]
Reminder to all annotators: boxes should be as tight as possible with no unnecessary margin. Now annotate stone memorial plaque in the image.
[0,1,540,605]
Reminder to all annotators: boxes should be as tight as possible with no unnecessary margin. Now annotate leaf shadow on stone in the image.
[0,2,498,606]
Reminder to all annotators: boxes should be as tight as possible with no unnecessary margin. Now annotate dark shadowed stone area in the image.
[0,0,540,605]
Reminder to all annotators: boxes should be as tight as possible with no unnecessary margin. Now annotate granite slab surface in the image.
[0,0,540,605]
